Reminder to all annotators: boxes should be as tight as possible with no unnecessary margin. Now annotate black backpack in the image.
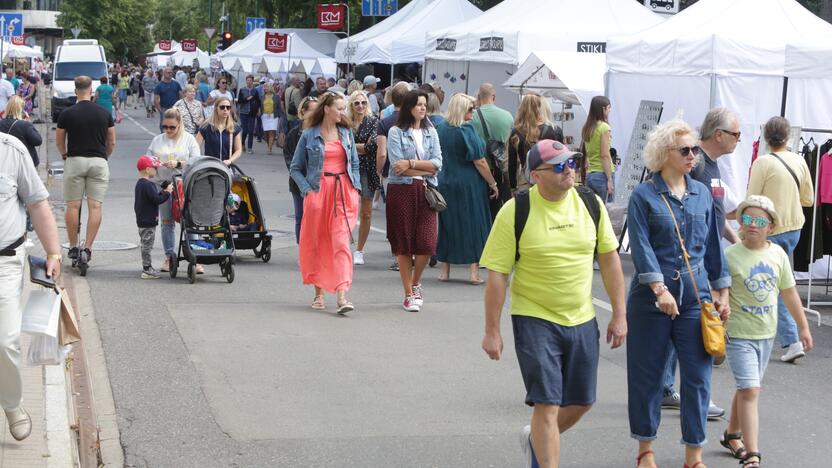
[514,185,601,262]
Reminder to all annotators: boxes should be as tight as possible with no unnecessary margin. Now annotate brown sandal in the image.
[720,430,747,460]
[311,295,325,310]
[636,450,654,467]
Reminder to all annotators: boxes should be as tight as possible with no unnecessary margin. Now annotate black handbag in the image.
[424,182,447,212]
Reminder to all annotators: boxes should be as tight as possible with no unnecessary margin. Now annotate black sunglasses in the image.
[353,101,368,106]
[720,129,741,140]
[161,125,177,130]
[676,146,701,157]
[218,105,232,110]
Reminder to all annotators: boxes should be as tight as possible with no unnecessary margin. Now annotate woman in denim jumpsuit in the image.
[627,120,730,468]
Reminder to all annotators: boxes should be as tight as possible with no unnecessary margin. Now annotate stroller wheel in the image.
[226,264,235,283]
[187,263,196,284]
[261,244,271,263]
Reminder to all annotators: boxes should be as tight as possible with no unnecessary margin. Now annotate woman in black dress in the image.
[348,90,379,265]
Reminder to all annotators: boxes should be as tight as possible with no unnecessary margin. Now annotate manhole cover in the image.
[268,230,295,239]
[61,241,137,251]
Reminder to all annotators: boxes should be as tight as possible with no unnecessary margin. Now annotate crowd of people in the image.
[0,64,820,468]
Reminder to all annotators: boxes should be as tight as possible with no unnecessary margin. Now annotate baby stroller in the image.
[169,156,236,284]
[229,164,273,262]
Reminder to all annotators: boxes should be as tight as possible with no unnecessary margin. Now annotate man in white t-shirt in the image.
[0,78,14,117]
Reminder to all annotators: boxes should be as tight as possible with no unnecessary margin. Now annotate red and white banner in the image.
[158,39,172,51]
[181,39,197,52]
[317,4,345,31]
[265,32,288,54]
[11,35,24,46]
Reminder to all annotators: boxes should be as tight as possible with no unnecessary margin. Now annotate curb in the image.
[67,275,124,467]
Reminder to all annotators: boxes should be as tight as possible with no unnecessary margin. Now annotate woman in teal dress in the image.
[94,76,116,118]
[435,94,499,284]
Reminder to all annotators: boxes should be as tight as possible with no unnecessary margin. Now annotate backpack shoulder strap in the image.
[477,108,491,140]
[514,191,531,262]
[768,152,801,190]
[576,185,601,252]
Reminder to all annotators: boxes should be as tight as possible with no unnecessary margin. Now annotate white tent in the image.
[423,0,663,111]
[502,51,606,109]
[148,40,181,55]
[168,48,210,70]
[2,42,43,60]
[606,0,832,207]
[335,0,482,64]
[217,28,338,76]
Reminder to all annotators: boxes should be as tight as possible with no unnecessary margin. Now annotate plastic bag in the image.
[21,289,61,337]
[25,334,71,366]
[115,108,123,124]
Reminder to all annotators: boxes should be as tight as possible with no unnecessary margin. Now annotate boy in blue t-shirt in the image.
[721,195,813,467]
[134,155,173,279]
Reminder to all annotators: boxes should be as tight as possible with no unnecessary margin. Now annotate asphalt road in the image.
[50,106,831,468]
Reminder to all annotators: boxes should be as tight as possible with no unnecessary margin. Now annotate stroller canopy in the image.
[182,156,232,227]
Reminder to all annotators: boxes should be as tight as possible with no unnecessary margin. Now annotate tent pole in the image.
[780,76,789,117]
[708,74,716,109]
[464,61,470,95]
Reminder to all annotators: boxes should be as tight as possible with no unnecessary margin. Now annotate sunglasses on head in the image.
[676,146,701,157]
[218,105,232,110]
[536,158,577,174]
[162,125,177,130]
[740,214,771,228]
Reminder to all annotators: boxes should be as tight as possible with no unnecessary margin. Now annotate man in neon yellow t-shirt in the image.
[480,140,627,468]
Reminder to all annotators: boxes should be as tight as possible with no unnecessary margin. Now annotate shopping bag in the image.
[21,288,61,337]
[25,334,71,366]
[171,177,184,223]
[115,108,123,124]
[58,287,81,346]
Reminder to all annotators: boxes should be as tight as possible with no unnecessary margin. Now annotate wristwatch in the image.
[651,283,668,297]
[46,254,62,263]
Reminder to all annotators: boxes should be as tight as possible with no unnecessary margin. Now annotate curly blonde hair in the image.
[643,119,699,172]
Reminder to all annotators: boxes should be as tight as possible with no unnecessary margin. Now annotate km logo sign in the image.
[265,32,288,53]
[317,4,345,31]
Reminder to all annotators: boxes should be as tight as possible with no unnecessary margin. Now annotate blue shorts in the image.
[726,337,774,389]
[512,315,600,407]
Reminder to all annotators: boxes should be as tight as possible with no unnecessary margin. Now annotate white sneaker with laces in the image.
[353,251,365,265]
[412,284,424,307]
[520,425,534,468]
[780,341,805,363]
[403,295,420,312]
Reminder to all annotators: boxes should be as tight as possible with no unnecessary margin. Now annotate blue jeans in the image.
[118,89,127,107]
[627,282,712,446]
[240,113,256,150]
[159,198,176,257]
[768,230,801,348]
[291,191,304,243]
[288,118,301,133]
[586,172,610,202]
[663,346,677,395]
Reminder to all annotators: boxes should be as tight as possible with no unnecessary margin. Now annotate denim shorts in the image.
[726,338,774,389]
[359,169,375,200]
[512,315,600,407]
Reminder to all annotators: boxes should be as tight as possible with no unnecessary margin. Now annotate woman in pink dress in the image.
[289,92,361,314]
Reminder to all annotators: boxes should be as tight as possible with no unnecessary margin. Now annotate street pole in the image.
[208,0,213,50]
[345,3,350,79]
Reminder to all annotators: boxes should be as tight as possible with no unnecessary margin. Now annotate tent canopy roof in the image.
[503,51,606,109]
[218,28,337,61]
[425,0,663,65]
[335,0,482,64]
[607,0,832,76]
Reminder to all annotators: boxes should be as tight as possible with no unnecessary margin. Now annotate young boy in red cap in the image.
[134,155,173,279]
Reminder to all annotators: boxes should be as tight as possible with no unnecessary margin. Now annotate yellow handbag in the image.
[660,194,726,359]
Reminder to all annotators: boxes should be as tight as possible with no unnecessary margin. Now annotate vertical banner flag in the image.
[181,39,197,52]
[317,4,345,31]
[11,34,24,46]
[265,32,288,53]
[158,39,172,51]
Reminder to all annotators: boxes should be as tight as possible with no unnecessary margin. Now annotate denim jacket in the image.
[289,125,360,196]
[387,125,443,186]
[627,172,731,300]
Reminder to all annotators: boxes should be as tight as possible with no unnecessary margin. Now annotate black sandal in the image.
[741,451,761,467]
[720,430,747,459]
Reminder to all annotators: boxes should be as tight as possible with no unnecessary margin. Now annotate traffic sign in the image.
[204,27,216,39]
[0,13,23,38]
[71,27,81,39]
[246,17,266,34]
[362,0,397,17]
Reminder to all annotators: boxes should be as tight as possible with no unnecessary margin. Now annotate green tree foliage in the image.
[57,0,157,63]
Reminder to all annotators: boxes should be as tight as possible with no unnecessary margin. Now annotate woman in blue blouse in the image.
[435,93,498,284]
[386,90,443,312]
[196,96,243,166]
[626,119,731,468]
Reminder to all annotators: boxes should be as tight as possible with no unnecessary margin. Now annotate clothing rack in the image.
[800,127,832,326]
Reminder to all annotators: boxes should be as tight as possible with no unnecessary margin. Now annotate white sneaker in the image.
[412,283,424,307]
[519,425,534,468]
[403,295,420,312]
[5,407,32,441]
[780,341,805,363]
[353,250,365,265]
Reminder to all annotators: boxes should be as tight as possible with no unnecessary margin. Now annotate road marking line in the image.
[593,298,613,311]
[125,113,156,137]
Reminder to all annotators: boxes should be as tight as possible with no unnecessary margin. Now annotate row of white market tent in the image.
[146,40,211,70]
[333,0,832,224]
[216,28,338,78]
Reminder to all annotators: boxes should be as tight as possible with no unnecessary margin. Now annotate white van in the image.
[51,39,108,122]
